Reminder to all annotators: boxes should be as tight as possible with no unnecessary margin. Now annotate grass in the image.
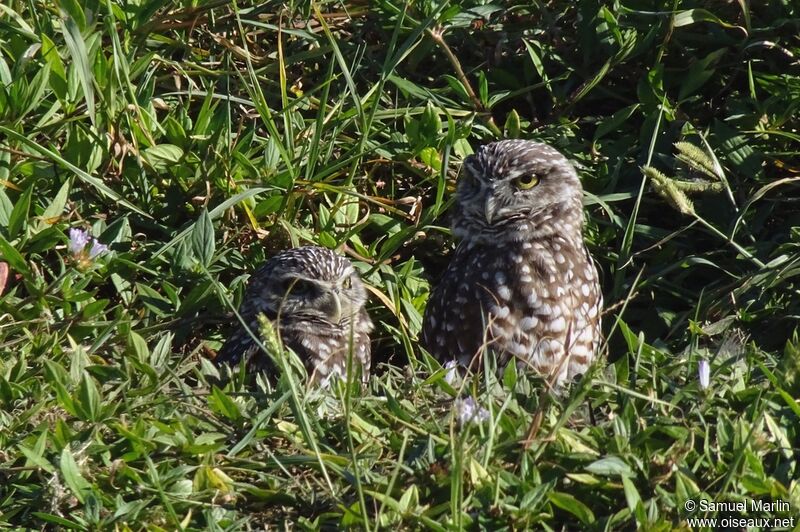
[1,0,799,529]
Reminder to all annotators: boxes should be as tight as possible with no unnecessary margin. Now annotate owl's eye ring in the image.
[514,174,540,189]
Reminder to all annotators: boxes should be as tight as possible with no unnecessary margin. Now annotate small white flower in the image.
[455,397,490,426]
[698,359,710,390]
[68,228,91,255]
[443,360,459,386]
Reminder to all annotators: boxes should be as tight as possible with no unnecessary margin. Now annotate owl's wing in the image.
[214,322,261,367]
[215,267,278,367]
[422,247,494,367]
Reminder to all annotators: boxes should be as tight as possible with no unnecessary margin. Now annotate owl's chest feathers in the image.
[276,315,371,374]
[461,236,588,304]
[449,223,597,345]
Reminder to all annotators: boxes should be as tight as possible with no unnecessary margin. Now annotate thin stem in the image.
[693,215,766,269]
[426,26,502,137]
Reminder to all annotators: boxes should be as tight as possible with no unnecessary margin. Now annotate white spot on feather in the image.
[549,316,566,333]
[497,285,511,300]
[493,306,510,319]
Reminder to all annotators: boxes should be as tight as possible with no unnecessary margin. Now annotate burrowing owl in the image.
[216,246,373,383]
[422,140,602,385]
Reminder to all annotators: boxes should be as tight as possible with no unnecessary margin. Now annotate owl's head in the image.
[256,247,368,326]
[452,140,585,242]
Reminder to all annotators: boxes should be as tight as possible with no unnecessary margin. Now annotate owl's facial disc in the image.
[464,168,538,226]
[274,272,361,325]
[458,141,583,232]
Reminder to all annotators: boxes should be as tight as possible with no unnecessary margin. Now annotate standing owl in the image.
[216,246,373,383]
[422,140,602,385]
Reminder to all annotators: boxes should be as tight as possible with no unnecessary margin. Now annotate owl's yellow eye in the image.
[342,277,352,289]
[515,174,540,189]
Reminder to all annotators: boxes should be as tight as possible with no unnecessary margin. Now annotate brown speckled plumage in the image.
[216,246,373,383]
[422,140,602,384]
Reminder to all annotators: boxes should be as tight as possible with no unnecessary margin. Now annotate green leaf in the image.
[0,232,30,277]
[57,0,87,30]
[127,331,150,363]
[673,9,747,35]
[523,39,552,97]
[478,71,488,106]
[585,456,634,477]
[0,4,36,39]
[419,102,442,143]
[38,179,71,232]
[678,49,726,101]
[18,444,56,474]
[136,282,173,317]
[7,185,32,239]
[502,358,517,389]
[209,386,242,421]
[398,484,419,513]
[318,231,336,248]
[143,144,184,173]
[503,109,521,138]
[44,360,76,416]
[75,372,102,422]
[59,446,91,503]
[60,15,95,124]
[622,476,642,513]
[40,33,68,101]
[191,209,215,266]
[572,59,611,104]
[0,153,11,204]
[440,75,470,103]
[548,492,595,524]
[254,196,284,217]
[0,375,12,403]
[594,104,639,142]
[31,513,85,529]
[419,147,442,171]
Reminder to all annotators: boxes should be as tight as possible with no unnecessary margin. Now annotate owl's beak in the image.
[484,196,497,225]
[320,290,343,323]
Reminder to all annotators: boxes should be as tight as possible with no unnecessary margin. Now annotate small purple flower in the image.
[68,228,91,255]
[89,240,109,258]
[455,397,490,426]
[698,359,710,390]
[67,227,109,268]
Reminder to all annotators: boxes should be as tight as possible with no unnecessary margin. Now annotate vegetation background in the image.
[1,0,799,529]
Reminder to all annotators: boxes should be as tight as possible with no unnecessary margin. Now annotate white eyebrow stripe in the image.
[505,168,536,180]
